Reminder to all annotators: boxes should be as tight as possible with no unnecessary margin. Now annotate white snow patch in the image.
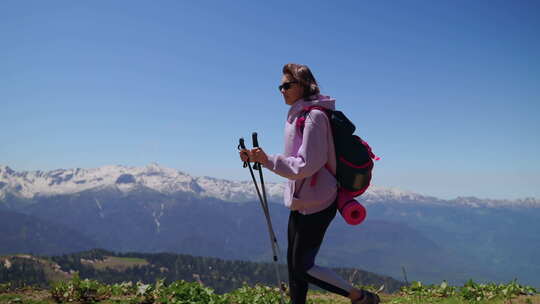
[95,199,104,219]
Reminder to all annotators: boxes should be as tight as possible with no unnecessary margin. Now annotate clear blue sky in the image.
[1,0,539,200]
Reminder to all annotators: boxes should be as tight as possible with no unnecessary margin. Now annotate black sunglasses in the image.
[278,81,298,91]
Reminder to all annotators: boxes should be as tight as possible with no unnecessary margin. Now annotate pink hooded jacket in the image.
[263,95,337,215]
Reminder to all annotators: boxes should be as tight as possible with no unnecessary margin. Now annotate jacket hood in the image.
[287,95,336,123]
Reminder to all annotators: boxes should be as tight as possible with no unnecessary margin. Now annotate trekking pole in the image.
[238,137,286,304]
[251,133,286,300]
[238,137,265,213]
[251,133,273,232]
[252,132,281,252]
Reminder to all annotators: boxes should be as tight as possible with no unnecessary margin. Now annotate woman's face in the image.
[280,74,303,106]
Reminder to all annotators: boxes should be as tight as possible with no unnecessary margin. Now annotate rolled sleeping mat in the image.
[337,189,367,225]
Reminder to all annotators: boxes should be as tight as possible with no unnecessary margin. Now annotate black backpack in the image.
[297,106,379,197]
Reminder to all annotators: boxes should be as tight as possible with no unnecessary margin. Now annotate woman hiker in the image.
[239,63,380,304]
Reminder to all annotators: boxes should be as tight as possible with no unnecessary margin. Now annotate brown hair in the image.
[282,63,320,100]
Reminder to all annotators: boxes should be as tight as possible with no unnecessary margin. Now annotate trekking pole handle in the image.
[251,132,261,170]
[252,132,259,148]
[238,138,248,168]
[238,137,246,150]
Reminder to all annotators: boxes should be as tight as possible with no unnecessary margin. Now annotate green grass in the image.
[1,277,539,304]
[2,290,540,304]
[4,292,539,304]
[113,257,147,263]
[386,295,540,304]
[0,292,54,304]
[87,256,149,271]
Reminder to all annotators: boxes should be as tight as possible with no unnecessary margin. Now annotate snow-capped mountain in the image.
[448,196,540,208]
[0,163,286,203]
[1,163,538,208]
[362,187,540,208]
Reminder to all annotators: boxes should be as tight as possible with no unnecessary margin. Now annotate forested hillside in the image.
[1,249,404,294]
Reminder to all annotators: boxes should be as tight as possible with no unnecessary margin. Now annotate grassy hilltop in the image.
[1,249,538,303]
[0,276,539,304]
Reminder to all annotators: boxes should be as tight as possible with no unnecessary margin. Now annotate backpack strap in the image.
[296,106,330,135]
[309,163,332,187]
[296,106,333,187]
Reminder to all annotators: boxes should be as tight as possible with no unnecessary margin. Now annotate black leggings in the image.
[287,202,351,303]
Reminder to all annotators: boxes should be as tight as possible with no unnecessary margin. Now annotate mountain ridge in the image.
[1,163,538,208]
